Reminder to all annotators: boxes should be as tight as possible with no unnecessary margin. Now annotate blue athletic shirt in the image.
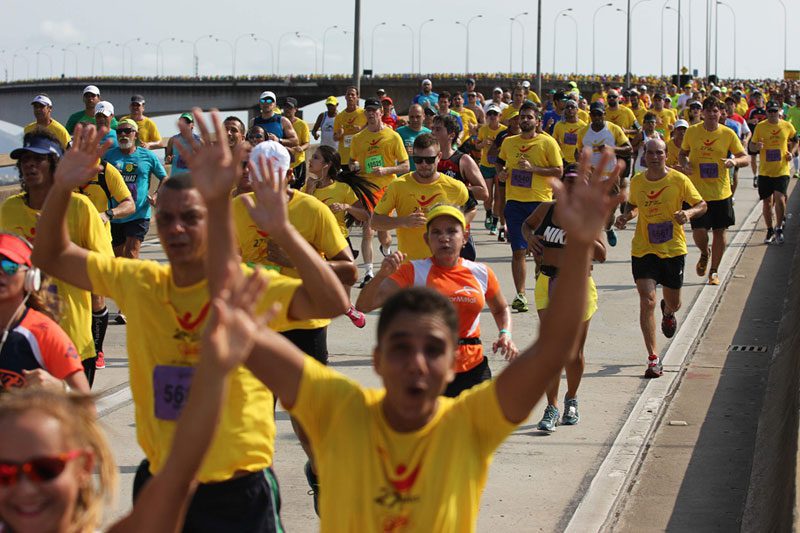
[397,126,432,170]
[253,114,284,139]
[105,147,167,223]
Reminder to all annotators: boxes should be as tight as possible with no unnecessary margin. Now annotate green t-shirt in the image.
[785,106,800,134]
[65,110,119,135]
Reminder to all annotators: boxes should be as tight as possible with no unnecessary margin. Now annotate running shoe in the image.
[357,273,374,289]
[695,253,709,277]
[606,228,618,247]
[660,299,677,338]
[114,313,127,325]
[708,272,720,286]
[304,461,320,516]
[345,305,367,328]
[764,228,775,244]
[537,404,560,432]
[484,211,493,230]
[95,351,106,369]
[497,228,506,242]
[776,228,785,245]
[511,293,529,312]
[644,354,663,378]
[489,223,498,235]
[379,244,392,257]
[562,397,580,425]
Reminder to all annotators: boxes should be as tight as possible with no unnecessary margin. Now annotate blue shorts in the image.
[480,165,497,179]
[504,200,541,251]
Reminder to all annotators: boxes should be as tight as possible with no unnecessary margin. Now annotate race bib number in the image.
[698,163,719,179]
[766,149,782,162]
[153,365,195,421]
[343,135,353,148]
[647,221,674,244]
[510,169,533,188]
[563,132,578,146]
[365,154,385,174]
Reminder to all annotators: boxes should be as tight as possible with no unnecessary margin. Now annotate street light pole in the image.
[193,34,213,78]
[322,25,339,74]
[36,44,54,78]
[62,42,81,77]
[353,0,361,94]
[465,14,483,74]
[593,3,613,77]
[12,47,29,81]
[276,31,299,75]
[253,37,275,75]
[536,0,543,95]
[713,0,718,76]
[660,1,671,78]
[400,24,414,73]
[716,1,736,78]
[509,11,528,73]
[418,18,435,75]
[563,14,579,74]
[627,0,653,87]
[676,0,682,85]
[777,0,787,74]
[297,33,319,74]
[370,22,387,73]
[552,8,573,74]
[233,33,255,78]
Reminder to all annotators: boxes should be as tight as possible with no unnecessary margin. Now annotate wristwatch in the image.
[105,209,115,220]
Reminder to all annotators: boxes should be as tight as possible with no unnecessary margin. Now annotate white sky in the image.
[0,0,793,81]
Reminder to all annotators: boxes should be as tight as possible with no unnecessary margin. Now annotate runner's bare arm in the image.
[355,251,405,312]
[459,154,489,200]
[487,291,517,360]
[495,149,622,424]
[31,124,112,291]
[326,248,359,287]
[280,117,299,147]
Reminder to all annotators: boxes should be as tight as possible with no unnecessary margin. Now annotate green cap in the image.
[180,112,194,122]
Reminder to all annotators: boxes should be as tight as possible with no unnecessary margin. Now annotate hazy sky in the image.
[0,0,793,81]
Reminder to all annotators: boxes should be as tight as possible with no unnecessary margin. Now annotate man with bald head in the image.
[396,104,431,171]
[615,138,706,379]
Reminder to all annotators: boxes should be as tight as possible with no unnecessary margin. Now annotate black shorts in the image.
[280,326,328,365]
[133,459,283,533]
[81,356,96,389]
[757,175,789,200]
[632,254,685,290]
[689,197,735,230]
[444,356,491,398]
[111,218,150,248]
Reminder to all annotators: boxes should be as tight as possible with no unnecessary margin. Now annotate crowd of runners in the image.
[0,68,797,532]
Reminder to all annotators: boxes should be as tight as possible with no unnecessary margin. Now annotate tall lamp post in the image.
[322,25,339,74]
[254,37,275,75]
[233,33,256,77]
[62,42,82,77]
[552,8,573,74]
[716,1,736,78]
[777,0,787,74]
[418,18,434,74]
[465,14,483,74]
[626,0,653,88]
[509,11,528,73]
[12,47,29,80]
[297,33,319,74]
[36,44,55,78]
[660,0,672,77]
[400,24,414,73]
[276,31,299,75]
[563,14,579,74]
[192,34,213,78]
[593,3,614,77]
[370,22,387,73]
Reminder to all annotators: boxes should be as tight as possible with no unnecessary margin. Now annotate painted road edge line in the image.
[564,198,762,533]
[96,386,133,419]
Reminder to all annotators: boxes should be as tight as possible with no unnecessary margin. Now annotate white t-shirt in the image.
[582,123,623,172]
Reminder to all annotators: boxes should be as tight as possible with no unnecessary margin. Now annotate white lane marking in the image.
[96,386,133,418]
[565,198,763,532]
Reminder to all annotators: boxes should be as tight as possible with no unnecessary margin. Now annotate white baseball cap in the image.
[259,90,277,102]
[83,85,100,95]
[522,80,531,88]
[493,87,503,94]
[94,101,114,117]
[421,78,432,86]
[249,140,291,182]
[486,104,502,114]
[674,119,689,129]
[31,94,52,106]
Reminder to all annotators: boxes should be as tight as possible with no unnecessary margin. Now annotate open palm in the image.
[53,124,112,189]
[239,154,290,236]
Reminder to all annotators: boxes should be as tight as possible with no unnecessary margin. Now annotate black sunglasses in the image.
[117,128,135,135]
[412,155,437,165]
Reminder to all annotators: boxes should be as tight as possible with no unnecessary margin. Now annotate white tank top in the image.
[320,113,336,148]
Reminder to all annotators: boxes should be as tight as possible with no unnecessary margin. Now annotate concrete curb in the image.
[565,198,763,532]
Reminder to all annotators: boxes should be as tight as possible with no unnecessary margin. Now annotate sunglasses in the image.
[249,133,265,139]
[117,128,135,135]
[412,155,437,165]
[0,259,25,276]
[259,98,275,104]
[0,450,83,486]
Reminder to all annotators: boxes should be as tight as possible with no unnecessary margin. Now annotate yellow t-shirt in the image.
[121,115,162,145]
[333,108,367,164]
[457,108,478,145]
[605,106,638,131]
[477,123,507,167]
[666,138,683,168]
[526,91,542,104]
[78,161,133,238]
[591,91,607,103]
[23,120,71,149]
[649,108,676,141]
[232,190,347,330]
[86,252,298,482]
[681,123,744,201]
[577,109,591,124]
[552,120,587,163]
[736,100,749,117]
[349,126,408,190]
[303,181,358,237]
[499,134,563,203]
[631,106,648,126]
[500,104,521,124]
[290,359,518,532]
[373,172,469,261]
[628,169,704,258]
[751,120,797,177]
[291,118,311,168]
[0,193,113,360]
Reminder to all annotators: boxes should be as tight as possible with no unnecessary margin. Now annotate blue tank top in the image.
[253,114,284,138]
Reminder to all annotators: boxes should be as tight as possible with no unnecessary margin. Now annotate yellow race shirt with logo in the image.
[457,108,478,145]
[526,91,542,104]
[23,120,71,149]
[736,100,749,117]
[349,127,408,190]
[605,106,638,131]
[552,120,587,163]
[631,106,648,125]
[333,108,367,164]
[120,115,162,145]
[290,359,518,533]
[374,172,468,261]
[751,119,797,177]
[628,169,704,258]
[302,181,358,237]
[650,108,676,141]
[681,124,744,201]
[86,252,298,482]
[591,91,607,103]
[232,190,347,330]
[666,138,683,168]
[499,134,563,203]
[577,109,591,124]
[477,124,507,167]
[291,118,311,168]
[78,161,132,238]
[0,193,113,361]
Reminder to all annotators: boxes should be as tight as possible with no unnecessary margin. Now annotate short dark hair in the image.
[413,133,439,152]
[643,112,657,122]
[519,101,538,115]
[223,116,246,133]
[439,91,452,101]
[377,287,459,345]
[432,114,460,143]
[345,85,359,95]
[702,96,722,110]
[162,172,194,191]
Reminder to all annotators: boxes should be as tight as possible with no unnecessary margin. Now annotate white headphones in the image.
[2,233,41,293]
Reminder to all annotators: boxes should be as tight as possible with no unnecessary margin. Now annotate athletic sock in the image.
[363,263,374,277]
[92,307,109,353]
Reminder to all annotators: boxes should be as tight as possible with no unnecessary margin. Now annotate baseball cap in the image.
[684,83,692,88]
[674,119,689,129]
[0,234,33,267]
[767,100,781,111]
[505,108,520,120]
[563,99,578,109]
[284,97,298,108]
[466,78,476,85]
[421,78,432,86]
[117,118,139,131]
[30,94,52,107]
[522,80,531,88]
[381,96,394,105]
[179,112,194,123]
[689,101,702,109]
[486,104,501,114]
[325,96,338,106]
[568,81,578,88]
[653,93,665,100]
[426,204,465,228]
[607,89,620,97]
[493,87,503,94]
[423,106,436,117]
[590,101,606,113]
[10,135,64,160]
[83,85,100,95]
[629,89,640,96]
[259,90,276,103]
[94,101,114,117]
[249,140,291,181]
[639,85,647,90]
[130,94,145,104]
[377,88,386,94]
[364,98,381,110]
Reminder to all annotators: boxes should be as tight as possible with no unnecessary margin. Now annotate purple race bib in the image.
[563,132,578,146]
[698,163,719,178]
[153,365,195,421]
[647,221,674,244]
[511,169,533,187]
[766,149,782,162]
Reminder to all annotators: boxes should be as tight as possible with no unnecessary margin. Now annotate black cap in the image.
[364,98,381,110]
[284,97,298,108]
[131,94,145,104]
[589,101,605,113]
[767,101,781,111]
[423,106,436,116]
[466,78,476,85]
[653,93,665,100]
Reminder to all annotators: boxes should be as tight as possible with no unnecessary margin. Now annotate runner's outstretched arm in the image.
[495,149,623,424]
[31,124,113,290]
[109,269,272,533]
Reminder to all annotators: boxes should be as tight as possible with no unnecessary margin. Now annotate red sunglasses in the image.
[0,450,84,486]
